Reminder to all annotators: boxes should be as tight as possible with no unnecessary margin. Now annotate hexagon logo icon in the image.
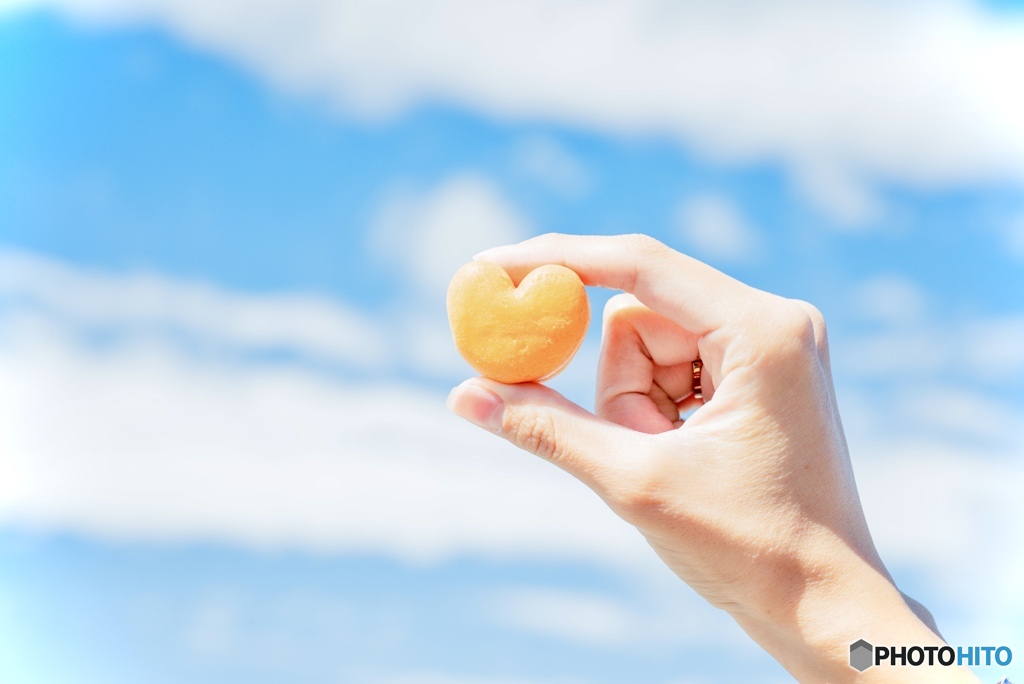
[850,639,873,671]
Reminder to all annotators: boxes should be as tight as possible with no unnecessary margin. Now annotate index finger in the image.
[474,233,752,336]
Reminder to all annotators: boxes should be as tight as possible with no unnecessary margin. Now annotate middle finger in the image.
[597,294,701,434]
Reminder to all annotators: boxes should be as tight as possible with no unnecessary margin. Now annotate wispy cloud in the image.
[489,587,648,646]
[835,275,1024,383]
[181,588,354,672]
[675,193,760,262]
[834,315,1024,382]
[0,250,390,368]
[511,136,590,198]
[849,274,929,325]
[485,585,741,650]
[794,162,883,227]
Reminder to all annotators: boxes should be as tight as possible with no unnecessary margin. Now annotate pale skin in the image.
[446,234,980,683]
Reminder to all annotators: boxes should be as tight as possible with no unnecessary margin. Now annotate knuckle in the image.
[792,299,828,342]
[503,408,560,461]
[619,233,665,256]
[775,302,818,350]
[740,299,820,367]
[616,234,669,293]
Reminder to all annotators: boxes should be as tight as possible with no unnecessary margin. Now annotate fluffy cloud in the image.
[0,308,645,565]
[0,250,390,369]
[4,0,1022,218]
[365,173,533,380]
[369,173,529,295]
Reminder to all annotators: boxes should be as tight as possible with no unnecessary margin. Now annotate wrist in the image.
[730,535,979,683]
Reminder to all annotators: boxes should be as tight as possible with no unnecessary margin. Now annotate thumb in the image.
[446,377,628,485]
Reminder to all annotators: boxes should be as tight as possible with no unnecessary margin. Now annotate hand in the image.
[446,234,978,683]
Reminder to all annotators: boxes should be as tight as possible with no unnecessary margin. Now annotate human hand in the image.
[446,234,978,683]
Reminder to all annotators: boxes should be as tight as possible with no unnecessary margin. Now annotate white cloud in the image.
[794,162,883,226]
[968,316,1024,375]
[838,381,1024,647]
[486,585,739,650]
[490,587,640,646]
[830,272,1024,638]
[675,193,759,261]
[180,588,355,671]
[850,274,928,325]
[0,248,497,382]
[851,436,1024,633]
[512,137,590,198]
[369,173,529,294]
[4,0,1023,215]
[891,384,1024,447]
[0,250,638,564]
[185,591,241,658]
[399,311,475,380]
[0,250,389,369]
[833,313,1024,383]
[0,305,648,568]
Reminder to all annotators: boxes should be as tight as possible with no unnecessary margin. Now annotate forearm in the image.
[731,538,979,683]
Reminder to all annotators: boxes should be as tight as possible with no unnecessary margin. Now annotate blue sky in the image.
[1,2,1023,683]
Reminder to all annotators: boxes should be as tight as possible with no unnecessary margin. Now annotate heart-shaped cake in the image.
[447,260,590,384]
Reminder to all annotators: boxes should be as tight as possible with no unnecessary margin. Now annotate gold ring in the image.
[692,358,704,403]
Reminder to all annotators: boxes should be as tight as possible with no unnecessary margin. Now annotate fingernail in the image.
[446,380,504,431]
